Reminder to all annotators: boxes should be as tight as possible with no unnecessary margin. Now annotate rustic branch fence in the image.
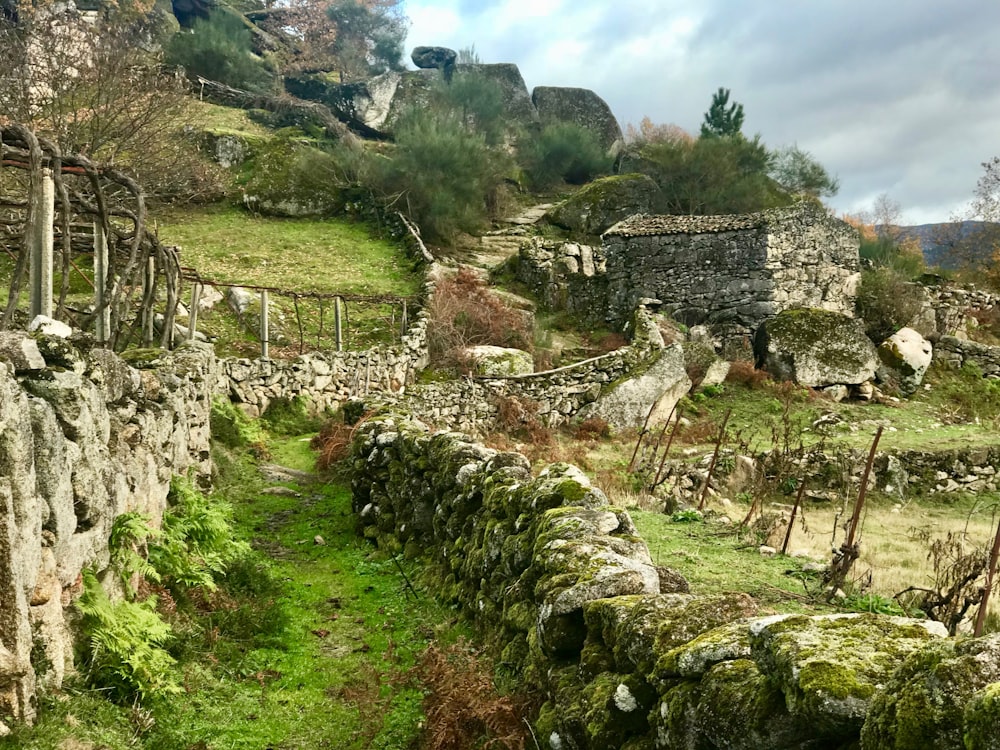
[1,123,180,349]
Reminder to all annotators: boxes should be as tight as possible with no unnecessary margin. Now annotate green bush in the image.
[75,570,180,702]
[855,268,925,343]
[522,122,612,189]
[434,70,507,146]
[166,10,274,92]
[376,110,510,241]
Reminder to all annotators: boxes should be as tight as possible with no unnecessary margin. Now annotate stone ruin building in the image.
[602,202,861,344]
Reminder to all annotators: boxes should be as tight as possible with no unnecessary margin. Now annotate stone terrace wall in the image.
[397,304,668,433]
[221,313,429,417]
[0,336,216,725]
[349,416,1000,749]
[933,335,1000,378]
[602,203,859,339]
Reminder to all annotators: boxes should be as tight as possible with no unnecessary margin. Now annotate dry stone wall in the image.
[349,416,1000,749]
[0,336,216,725]
[222,313,429,417]
[603,203,860,340]
[395,304,672,433]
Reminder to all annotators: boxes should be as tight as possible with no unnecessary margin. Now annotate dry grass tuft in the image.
[414,641,535,750]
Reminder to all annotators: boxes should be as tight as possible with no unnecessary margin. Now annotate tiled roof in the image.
[603,204,817,238]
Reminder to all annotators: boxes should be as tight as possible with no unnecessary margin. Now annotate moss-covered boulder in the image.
[755,308,879,387]
[654,658,806,750]
[964,682,1000,750]
[544,174,661,237]
[461,345,534,376]
[532,85,623,152]
[754,613,945,742]
[240,139,345,217]
[651,612,947,748]
[861,633,1000,750]
[578,345,690,431]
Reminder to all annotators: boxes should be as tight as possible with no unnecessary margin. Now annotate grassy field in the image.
[153,204,423,356]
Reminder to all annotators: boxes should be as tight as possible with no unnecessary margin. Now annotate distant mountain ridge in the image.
[896,221,998,268]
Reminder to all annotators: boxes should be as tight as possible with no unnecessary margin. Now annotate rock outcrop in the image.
[877,326,933,394]
[755,308,879,387]
[543,173,661,237]
[532,85,624,152]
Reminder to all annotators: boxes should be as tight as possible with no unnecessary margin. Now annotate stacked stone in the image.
[603,204,860,338]
[349,417,1000,749]
[933,335,1000,378]
[222,312,429,417]
[0,335,216,725]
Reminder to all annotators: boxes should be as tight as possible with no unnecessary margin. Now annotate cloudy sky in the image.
[402,0,1000,225]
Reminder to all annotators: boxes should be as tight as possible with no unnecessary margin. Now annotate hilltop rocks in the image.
[877,326,933,394]
[755,308,879,387]
[411,45,457,77]
[532,85,624,152]
[544,173,661,237]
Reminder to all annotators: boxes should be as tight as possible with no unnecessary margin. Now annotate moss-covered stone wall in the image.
[349,417,1000,749]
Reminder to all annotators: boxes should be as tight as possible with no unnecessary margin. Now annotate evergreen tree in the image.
[700,87,745,138]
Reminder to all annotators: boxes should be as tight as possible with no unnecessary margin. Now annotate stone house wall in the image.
[602,203,860,339]
[0,337,216,724]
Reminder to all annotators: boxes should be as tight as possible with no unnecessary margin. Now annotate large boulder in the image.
[876,326,933,395]
[544,173,661,237]
[578,344,690,430]
[755,308,879,387]
[862,633,1000,750]
[462,345,533,376]
[410,45,457,72]
[532,85,623,152]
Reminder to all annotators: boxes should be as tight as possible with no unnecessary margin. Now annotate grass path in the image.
[4,436,462,750]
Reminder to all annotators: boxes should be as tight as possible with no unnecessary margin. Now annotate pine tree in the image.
[700,87,745,138]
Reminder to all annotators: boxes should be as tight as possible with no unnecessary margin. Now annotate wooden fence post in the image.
[188,282,202,342]
[141,256,155,347]
[260,289,269,359]
[334,296,343,352]
[94,221,110,344]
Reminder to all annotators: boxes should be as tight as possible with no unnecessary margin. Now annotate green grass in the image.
[153,204,423,355]
[4,431,465,750]
[157,204,419,297]
[631,509,830,615]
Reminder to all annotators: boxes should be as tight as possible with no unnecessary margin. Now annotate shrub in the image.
[312,418,359,472]
[147,477,250,595]
[725,360,771,389]
[494,395,552,445]
[413,641,534,750]
[521,122,612,189]
[426,269,533,371]
[75,570,180,702]
[166,10,275,92]
[573,417,611,441]
[855,268,925,343]
[376,110,510,241]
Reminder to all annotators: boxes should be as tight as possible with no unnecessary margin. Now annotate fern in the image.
[148,477,250,593]
[75,570,180,702]
[109,512,162,596]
